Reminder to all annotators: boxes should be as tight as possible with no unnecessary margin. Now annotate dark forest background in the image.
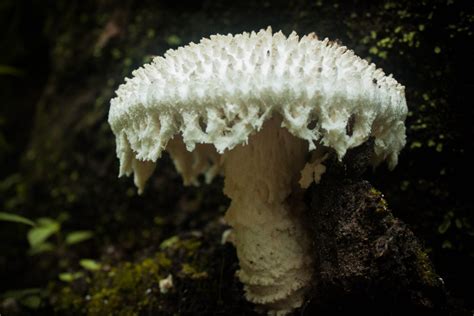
[0,0,472,314]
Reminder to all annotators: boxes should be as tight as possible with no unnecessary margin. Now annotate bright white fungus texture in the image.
[222,117,313,314]
[108,27,408,315]
[109,27,407,193]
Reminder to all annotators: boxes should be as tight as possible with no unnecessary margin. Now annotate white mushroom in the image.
[159,274,174,294]
[108,27,407,315]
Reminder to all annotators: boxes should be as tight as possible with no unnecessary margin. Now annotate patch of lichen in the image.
[51,236,213,315]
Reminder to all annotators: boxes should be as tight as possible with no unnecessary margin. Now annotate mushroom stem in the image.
[222,116,314,315]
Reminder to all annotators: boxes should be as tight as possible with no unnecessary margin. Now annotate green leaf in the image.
[56,212,70,223]
[79,259,101,271]
[441,240,453,249]
[160,235,179,249]
[0,65,24,77]
[36,217,58,226]
[0,212,35,226]
[58,272,83,282]
[27,242,55,255]
[1,288,41,299]
[65,230,93,245]
[20,295,41,309]
[455,218,463,229]
[1,288,43,309]
[166,35,182,46]
[0,133,9,152]
[27,219,60,248]
[438,219,451,234]
[0,173,21,191]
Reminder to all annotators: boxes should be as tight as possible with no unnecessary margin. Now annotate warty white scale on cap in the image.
[108,26,407,193]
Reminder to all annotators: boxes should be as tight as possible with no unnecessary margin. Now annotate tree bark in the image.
[304,142,447,315]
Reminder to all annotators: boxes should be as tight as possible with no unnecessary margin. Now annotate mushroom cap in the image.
[109,27,407,191]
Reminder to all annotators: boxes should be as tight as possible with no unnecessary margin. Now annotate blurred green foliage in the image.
[0,212,35,226]
[1,211,94,255]
[1,288,44,310]
[0,65,24,76]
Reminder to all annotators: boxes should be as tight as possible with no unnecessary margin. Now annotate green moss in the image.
[414,249,439,287]
[87,288,125,316]
[368,188,389,214]
[51,286,84,313]
[156,253,172,269]
[51,235,214,315]
[180,263,208,280]
[180,239,202,253]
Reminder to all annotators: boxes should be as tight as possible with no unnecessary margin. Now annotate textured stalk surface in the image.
[222,117,314,315]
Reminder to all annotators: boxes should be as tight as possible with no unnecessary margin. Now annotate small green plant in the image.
[0,212,97,309]
[27,217,61,255]
[57,259,102,284]
[0,211,94,254]
[28,214,94,255]
[0,288,44,310]
[0,211,35,226]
